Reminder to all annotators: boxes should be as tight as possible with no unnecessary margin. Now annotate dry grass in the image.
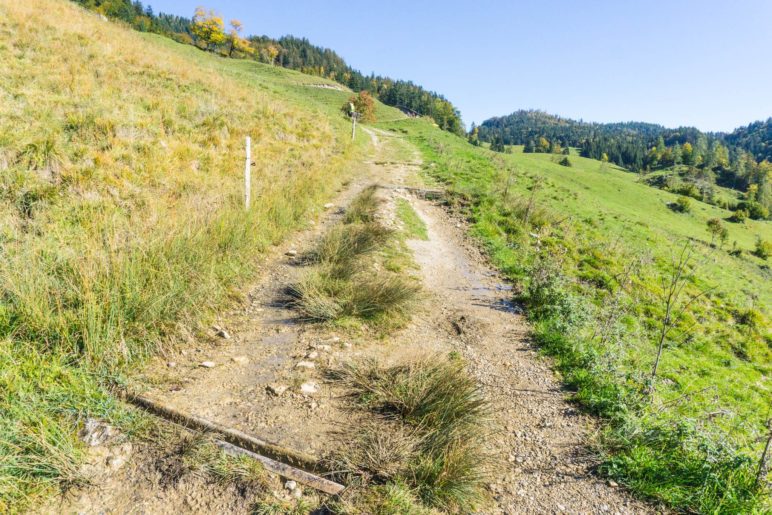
[344,185,382,224]
[328,357,493,513]
[0,0,361,509]
[290,186,419,326]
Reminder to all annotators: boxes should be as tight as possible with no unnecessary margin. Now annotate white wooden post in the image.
[244,136,251,210]
[351,112,357,141]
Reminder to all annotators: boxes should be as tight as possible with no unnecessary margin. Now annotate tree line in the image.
[477,110,772,216]
[71,0,464,135]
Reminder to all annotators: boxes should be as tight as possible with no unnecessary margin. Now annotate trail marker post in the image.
[244,136,251,210]
[349,102,358,141]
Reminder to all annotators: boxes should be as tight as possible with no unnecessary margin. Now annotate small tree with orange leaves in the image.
[342,91,376,123]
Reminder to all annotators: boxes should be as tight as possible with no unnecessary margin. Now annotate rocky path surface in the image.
[53,130,653,514]
[401,198,651,514]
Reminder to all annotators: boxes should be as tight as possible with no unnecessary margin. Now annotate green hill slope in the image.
[379,117,771,512]
[0,0,403,509]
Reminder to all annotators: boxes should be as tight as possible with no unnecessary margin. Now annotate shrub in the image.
[706,218,728,247]
[737,201,770,220]
[522,256,588,333]
[729,209,748,223]
[671,196,692,213]
[753,237,771,260]
[558,156,572,167]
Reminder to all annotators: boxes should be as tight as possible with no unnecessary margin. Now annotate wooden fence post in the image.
[244,136,251,210]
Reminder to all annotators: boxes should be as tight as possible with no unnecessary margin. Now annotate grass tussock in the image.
[308,222,393,273]
[291,186,420,326]
[344,185,382,224]
[291,263,420,323]
[328,357,493,514]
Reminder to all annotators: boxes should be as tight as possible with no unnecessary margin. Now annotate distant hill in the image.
[477,110,707,171]
[476,111,771,214]
[723,118,772,163]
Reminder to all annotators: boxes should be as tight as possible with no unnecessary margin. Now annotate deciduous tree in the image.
[191,7,225,51]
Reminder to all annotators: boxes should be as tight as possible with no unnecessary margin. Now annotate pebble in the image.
[284,480,297,491]
[79,419,117,447]
[200,361,216,368]
[231,356,249,365]
[323,203,335,209]
[267,384,288,396]
[295,361,315,369]
[216,329,231,339]
[305,351,319,360]
[300,382,319,394]
[285,249,298,257]
[166,361,176,368]
[608,480,618,487]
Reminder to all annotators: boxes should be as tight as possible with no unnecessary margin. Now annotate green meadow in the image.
[378,117,771,512]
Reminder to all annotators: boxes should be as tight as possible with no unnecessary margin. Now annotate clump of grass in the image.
[329,357,492,513]
[176,435,267,487]
[344,185,381,224]
[291,187,419,326]
[308,222,393,273]
[291,268,419,324]
[253,498,314,515]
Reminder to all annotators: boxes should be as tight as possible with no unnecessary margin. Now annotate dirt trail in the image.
[54,130,651,513]
[401,199,650,514]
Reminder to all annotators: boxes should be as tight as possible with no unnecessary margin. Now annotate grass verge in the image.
[396,198,429,240]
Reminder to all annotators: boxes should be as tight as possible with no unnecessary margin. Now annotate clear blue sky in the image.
[147,0,772,132]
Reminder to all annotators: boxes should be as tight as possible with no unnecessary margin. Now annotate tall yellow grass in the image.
[0,0,360,508]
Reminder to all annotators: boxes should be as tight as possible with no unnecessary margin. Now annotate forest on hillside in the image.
[71,0,464,135]
[475,110,772,217]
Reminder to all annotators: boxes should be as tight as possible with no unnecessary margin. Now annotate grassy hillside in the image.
[378,118,771,512]
[0,0,404,510]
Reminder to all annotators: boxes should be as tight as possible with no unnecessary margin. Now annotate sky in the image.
[147,0,772,132]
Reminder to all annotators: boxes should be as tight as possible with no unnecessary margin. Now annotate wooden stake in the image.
[244,136,251,210]
[757,419,772,489]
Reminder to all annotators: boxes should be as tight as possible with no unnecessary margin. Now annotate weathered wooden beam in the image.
[215,440,344,496]
[124,393,319,472]
[377,184,445,199]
